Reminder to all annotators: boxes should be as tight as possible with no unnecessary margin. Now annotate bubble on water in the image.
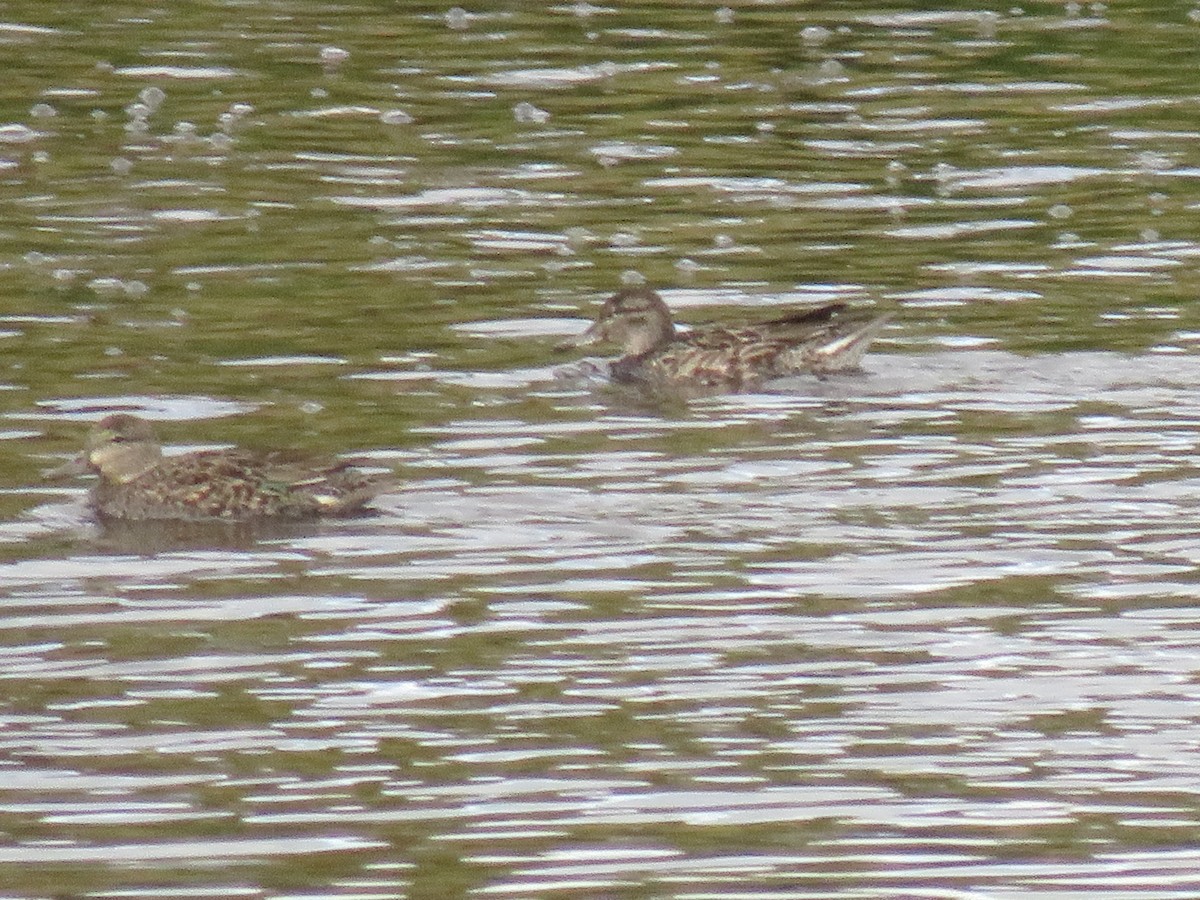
[124,280,148,298]
[104,346,124,357]
[110,157,133,175]
[564,226,594,247]
[1190,7,1200,22]
[713,233,735,249]
[1048,204,1072,220]
[88,277,126,295]
[800,25,832,44]
[931,163,958,197]
[445,6,470,29]
[611,231,640,248]
[320,46,350,65]
[299,401,324,415]
[513,101,550,124]
[571,2,602,18]
[125,101,151,120]
[1135,151,1173,172]
[91,109,108,121]
[228,102,254,117]
[52,268,76,284]
[31,151,48,163]
[208,132,234,150]
[675,257,700,275]
[0,124,37,143]
[755,121,775,133]
[173,121,197,137]
[186,282,201,292]
[715,7,734,24]
[138,86,166,111]
[311,87,328,99]
[1065,1,1082,14]
[1141,228,1160,241]
[24,251,49,267]
[380,108,414,125]
[818,59,844,78]
[620,270,646,286]
[124,119,149,136]
[30,102,56,119]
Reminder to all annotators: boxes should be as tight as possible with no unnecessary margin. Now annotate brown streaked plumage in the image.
[558,287,893,391]
[54,414,393,522]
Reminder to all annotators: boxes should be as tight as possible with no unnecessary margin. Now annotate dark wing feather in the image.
[679,302,851,350]
[756,301,848,330]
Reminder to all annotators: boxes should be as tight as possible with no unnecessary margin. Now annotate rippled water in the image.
[5,2,1200,897]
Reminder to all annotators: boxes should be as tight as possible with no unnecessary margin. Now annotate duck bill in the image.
[554,321,605,352]
[44,452,91,480]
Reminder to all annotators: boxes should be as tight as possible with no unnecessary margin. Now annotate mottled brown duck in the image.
[558,287,893,392]
[55,413,393,522]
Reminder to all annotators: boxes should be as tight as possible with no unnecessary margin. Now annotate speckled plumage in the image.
[561,287,893,391]
[63,414,392,522]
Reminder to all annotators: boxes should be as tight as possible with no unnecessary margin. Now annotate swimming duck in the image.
[54,413,393,522]
[557,286,893,391]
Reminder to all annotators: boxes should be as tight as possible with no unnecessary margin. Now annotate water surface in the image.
[3,2,1200,897]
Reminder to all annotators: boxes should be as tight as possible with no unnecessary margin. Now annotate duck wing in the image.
[111,450,390,520]
[632,302,890,387]
[678,302,850,349]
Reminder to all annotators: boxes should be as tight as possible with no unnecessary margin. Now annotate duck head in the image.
[558,287,676,356]
[52,414,164,484]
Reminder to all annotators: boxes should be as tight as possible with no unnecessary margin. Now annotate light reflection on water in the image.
[7,349,1200,894]
[5,0,1200,896]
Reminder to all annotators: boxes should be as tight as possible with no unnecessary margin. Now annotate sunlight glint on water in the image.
[2,2,1200,898]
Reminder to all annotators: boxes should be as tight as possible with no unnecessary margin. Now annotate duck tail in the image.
[808,312,894,371]
[312,471,397,516]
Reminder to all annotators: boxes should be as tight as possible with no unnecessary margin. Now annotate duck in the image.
[53,413,393,522]
[557,287,893,391]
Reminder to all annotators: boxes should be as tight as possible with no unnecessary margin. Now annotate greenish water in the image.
[4,2,1200,898]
